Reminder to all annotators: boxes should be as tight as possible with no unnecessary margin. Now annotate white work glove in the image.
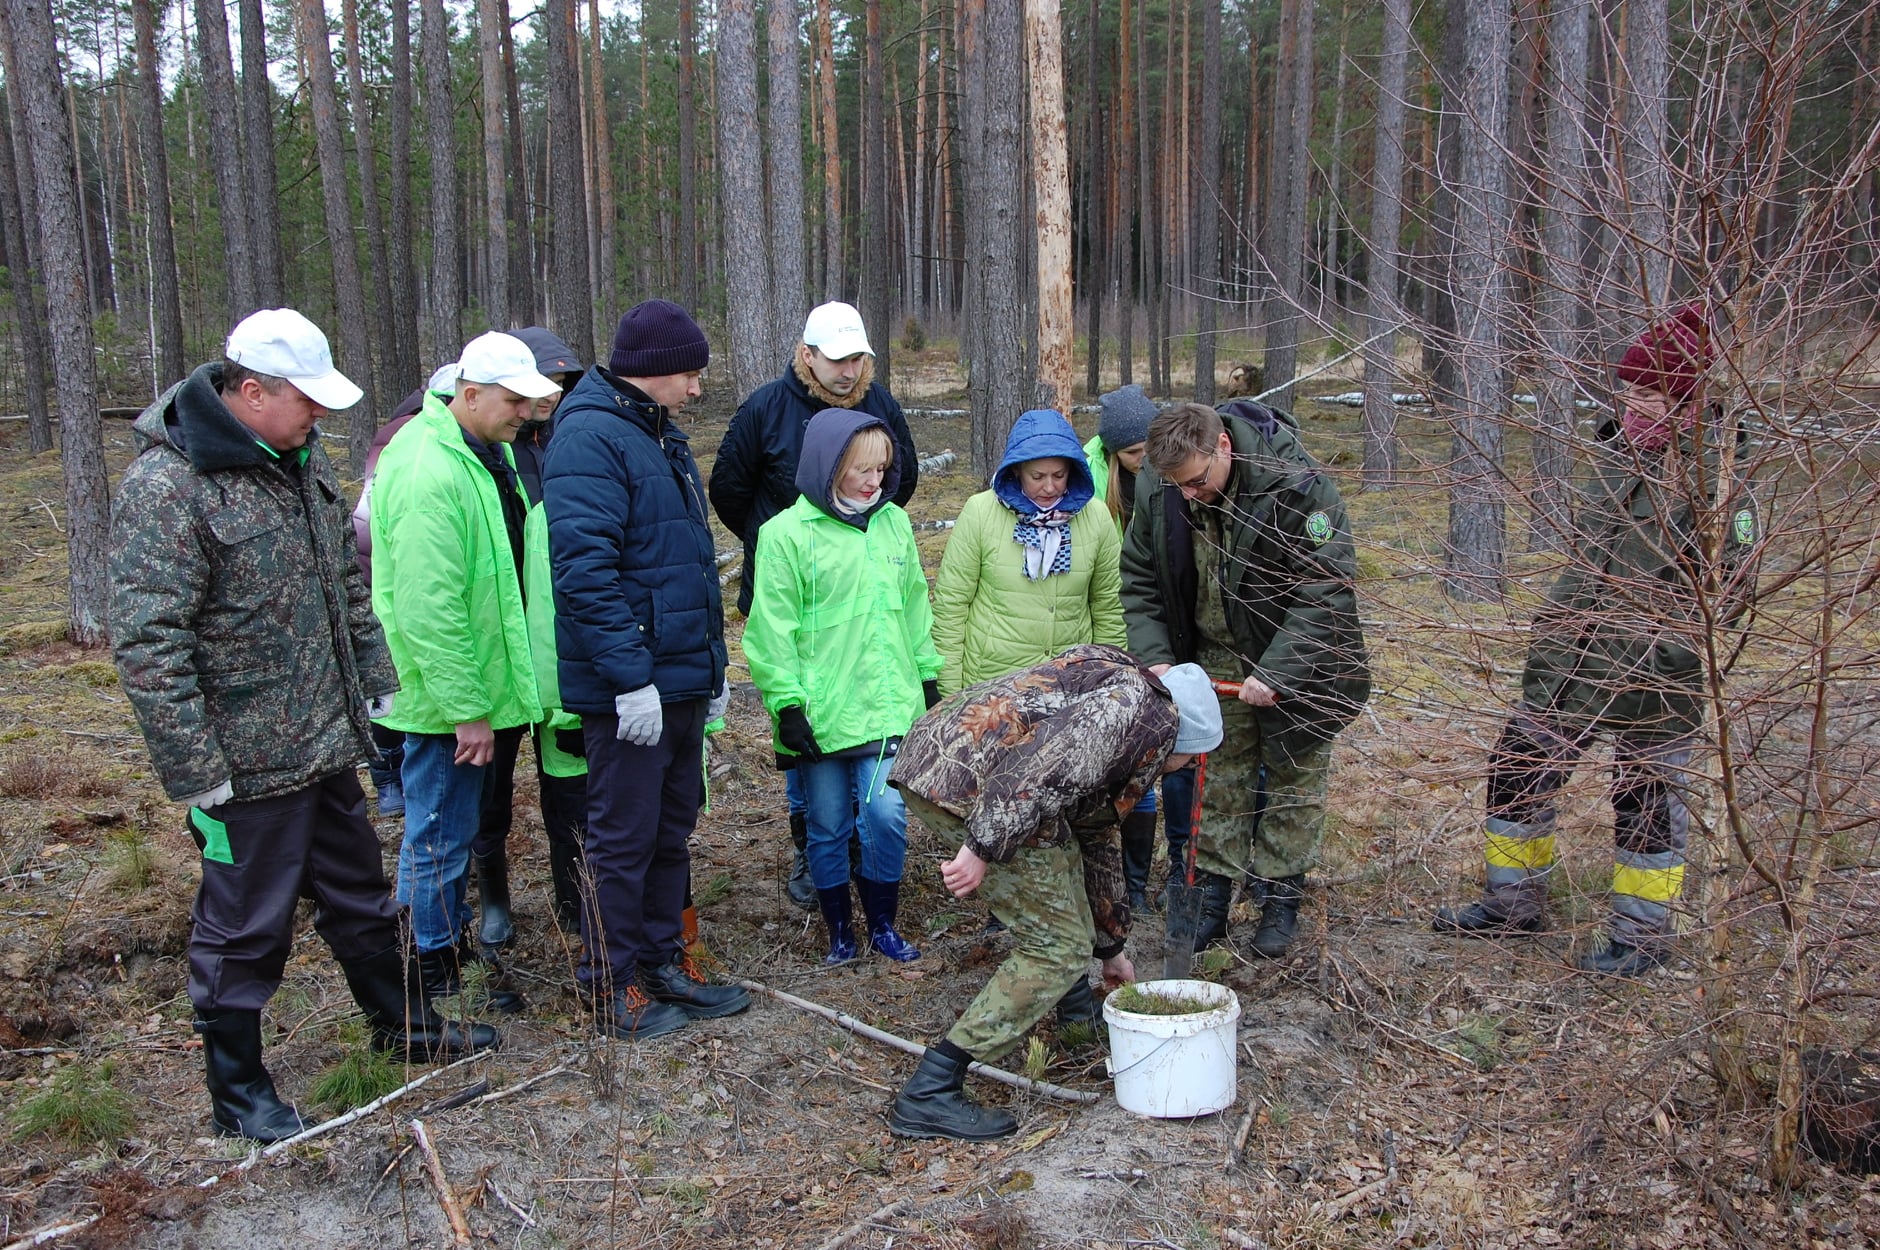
[706,682,730,723]
[367,692,395,719]
[615,684,664,746]
[181,779,234,810]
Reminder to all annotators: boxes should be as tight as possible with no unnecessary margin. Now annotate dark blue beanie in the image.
[1098,383,1158,452]
[610,300,710,377]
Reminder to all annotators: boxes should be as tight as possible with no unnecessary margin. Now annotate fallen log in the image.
[738,978,1101,1105]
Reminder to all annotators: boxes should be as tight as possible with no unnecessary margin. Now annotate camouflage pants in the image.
[904,793,1093,1063]
[1192,695,1333,881]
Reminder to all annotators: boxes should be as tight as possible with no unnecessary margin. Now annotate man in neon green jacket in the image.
[371,333,553,1007]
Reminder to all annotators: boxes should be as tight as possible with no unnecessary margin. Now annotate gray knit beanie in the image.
[1098,383,1158,452]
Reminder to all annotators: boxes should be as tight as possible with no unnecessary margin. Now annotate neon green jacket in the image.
[930,490,1127,695]
[743,497,943,756]
[370,394,542,735]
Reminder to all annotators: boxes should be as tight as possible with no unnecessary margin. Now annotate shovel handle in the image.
[1210,680,1242,696]
[1183,754,1207,887]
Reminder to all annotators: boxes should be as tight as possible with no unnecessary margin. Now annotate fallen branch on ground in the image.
[809,1197,915,1250]
[410,1118,472,1246]
[196,1047,494,1189]
[0,1213,102,1250]
[738,979,1101,1104]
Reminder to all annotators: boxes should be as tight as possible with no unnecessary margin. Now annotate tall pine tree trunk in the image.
[1080,0,1103,398]
[969,0,1026,465]
[1192,0,1222,404]
[717,0,772,399]
[193,0,255,318]
[1623,0,1670,312]
[499,0,534,322]
[1530,0,1591,546]
[545,0,594,353]
[4,0,109,644]
[678,0,699,311]
[476,0,509,326]
[588,0,617,335]
[131,0,184,386]
[1114,0,1135,386]
[0,65,53,451]
[237,0,283,306]
[1360,0,1410,485]
[864,0,892,384]
[768,0,807,354]
[388,0,420,392]
[342,0,395,410]
[298,0,378,473]
[1441,0,1511,601]
[816,0,842,298]
[421,0,462,358]
[1025,0,1072,411]
[1263,0,1312,410]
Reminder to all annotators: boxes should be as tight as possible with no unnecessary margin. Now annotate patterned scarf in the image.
[1013,506,1074,580]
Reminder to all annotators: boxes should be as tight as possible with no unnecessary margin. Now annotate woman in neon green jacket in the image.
[743,409,943,966]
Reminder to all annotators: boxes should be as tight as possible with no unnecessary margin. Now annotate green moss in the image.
[1108,984,1218,1016]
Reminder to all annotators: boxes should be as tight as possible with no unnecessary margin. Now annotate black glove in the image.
[554,727,588,759]
[777,705,823,762]
[922,680,942,710]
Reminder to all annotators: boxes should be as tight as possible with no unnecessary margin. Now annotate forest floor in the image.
[0,350,1877,1249]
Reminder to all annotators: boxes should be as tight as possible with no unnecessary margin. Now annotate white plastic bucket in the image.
[1102,979,1241,1118]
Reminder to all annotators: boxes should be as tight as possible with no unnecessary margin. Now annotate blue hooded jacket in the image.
[991,409,1095,516]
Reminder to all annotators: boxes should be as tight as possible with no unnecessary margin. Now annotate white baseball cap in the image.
[225,309,364,410]
[454,332,562,399]
[802,301,873,359]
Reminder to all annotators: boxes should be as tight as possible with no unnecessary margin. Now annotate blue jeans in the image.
[397,732,490,953]
[800,752,905,888]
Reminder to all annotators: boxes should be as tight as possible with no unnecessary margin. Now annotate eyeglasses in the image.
[1176,447,1220,492]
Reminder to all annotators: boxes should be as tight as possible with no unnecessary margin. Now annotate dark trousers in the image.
[367,722,405,794]
[185,770,401,1012]
[580,699,705,987]
[538,763,590,913]
[471,725,527,860]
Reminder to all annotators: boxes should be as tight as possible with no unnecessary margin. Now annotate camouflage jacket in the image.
[892,644,1180,956]
[110,363,397,801]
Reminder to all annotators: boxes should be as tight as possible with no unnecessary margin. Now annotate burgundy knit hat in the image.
[610,300,710,377]
[1615,303,1714,401]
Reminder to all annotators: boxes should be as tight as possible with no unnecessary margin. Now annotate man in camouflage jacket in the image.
[884,645,1221,1141]
[111,309,494,1145]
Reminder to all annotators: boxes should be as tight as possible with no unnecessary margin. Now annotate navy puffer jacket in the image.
[543,367,727,712]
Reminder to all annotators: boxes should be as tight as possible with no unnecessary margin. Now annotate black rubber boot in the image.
[547,833,584,933]
[785,811,816,911]
[856,876,921,962]
[1248,874,1304,959]
[1432,900,1544,936]
[475,850,514,949]
[416,944,462,999]
[1577,939,1668,977]
[1194,870,1236,948]
[1054,976,1099,1027]
[888,1042,1018,1141]
[640,955,751,1018]
[817,885,858,964]
[1119,810,1157,913]
[196,1008,307,1143]
[338,946,500,1060]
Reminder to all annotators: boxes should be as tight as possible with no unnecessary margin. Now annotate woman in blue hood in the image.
[930,409,1127,696]
[743,409,945,965]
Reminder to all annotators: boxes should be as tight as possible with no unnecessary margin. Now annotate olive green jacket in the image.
[1520,416,1759,735]
[1119,403,1370,758]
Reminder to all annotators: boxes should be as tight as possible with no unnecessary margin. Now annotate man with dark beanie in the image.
[543,300,749,1039]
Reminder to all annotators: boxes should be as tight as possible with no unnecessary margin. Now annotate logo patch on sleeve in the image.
[1732,507,1756,545]
[1304,511,1334,544]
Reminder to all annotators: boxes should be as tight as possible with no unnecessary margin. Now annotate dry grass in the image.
[0,749,126,801]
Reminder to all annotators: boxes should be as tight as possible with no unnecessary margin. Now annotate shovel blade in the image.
[1163,880,1205,979]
